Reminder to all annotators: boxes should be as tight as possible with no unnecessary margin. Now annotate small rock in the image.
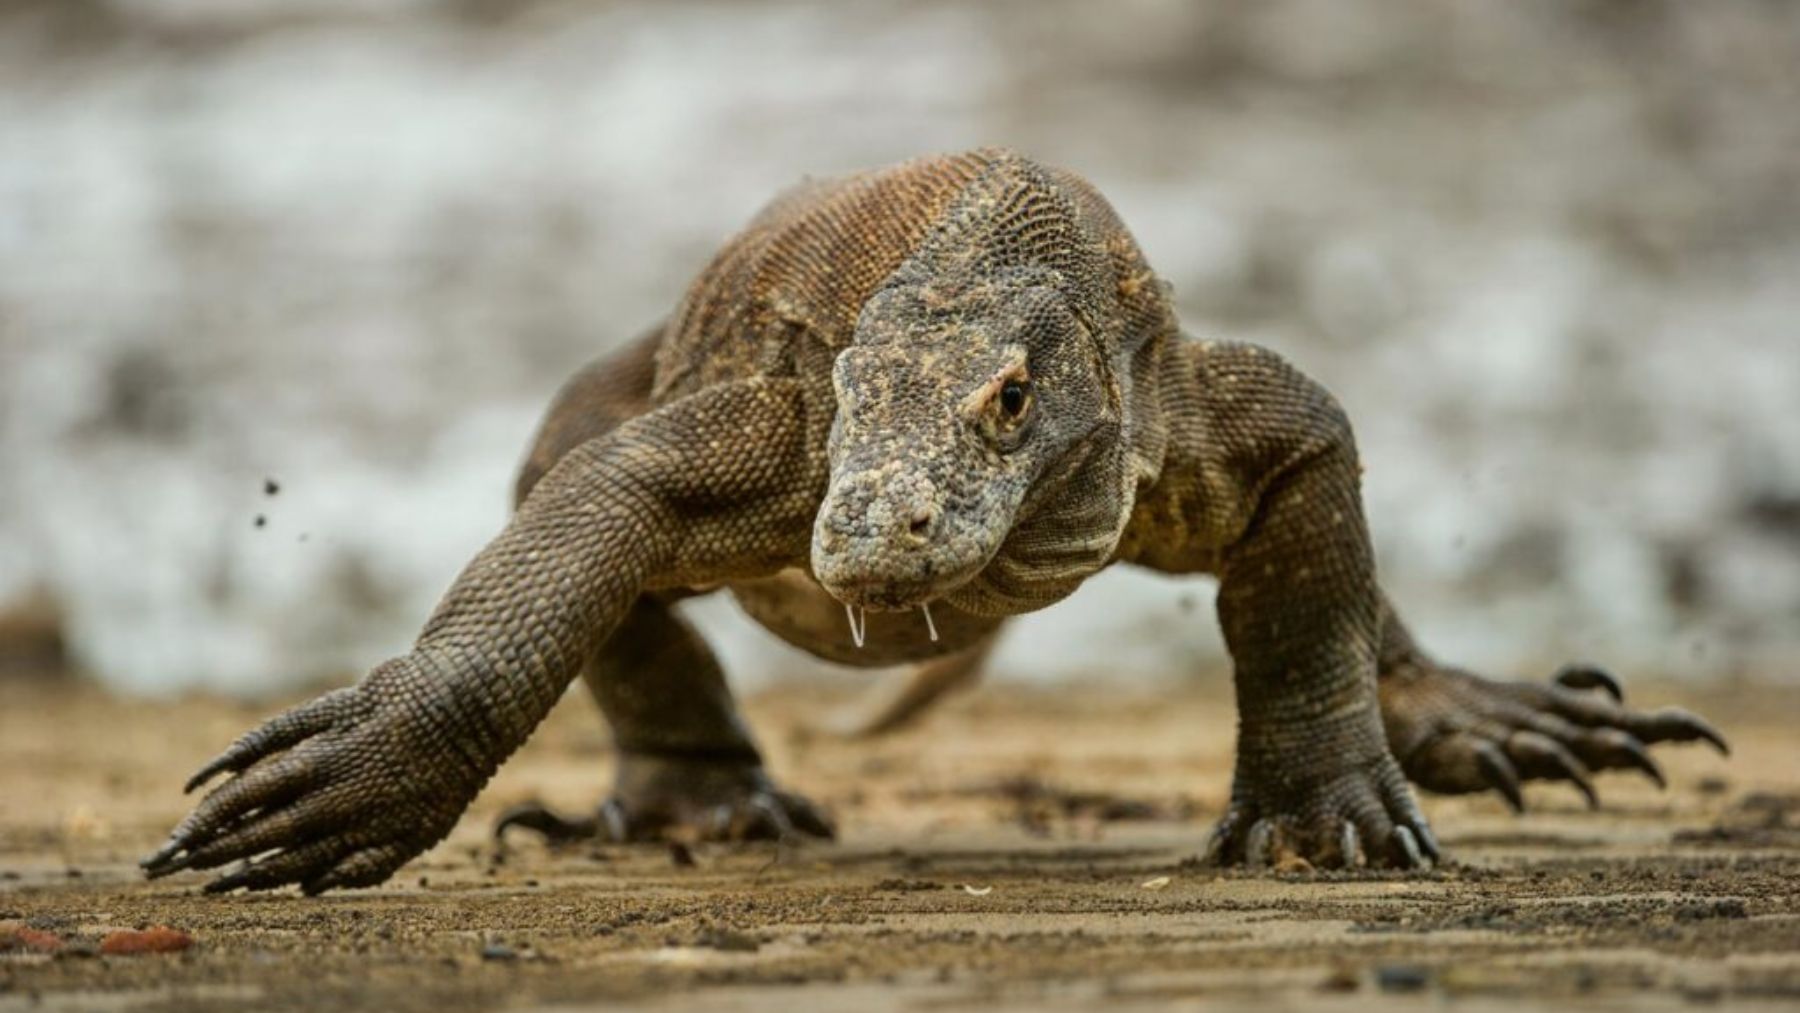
[1674,898,1748,922]
[1140,876,1172,891]
[99,926,193,956]
[1319,965,1360,992]
[695,927,760,953]
[1375,964,1431,993]
[1273,855,1315,875]
[480,942,518,962]
[873,878,940,892]
[0,922,64,954]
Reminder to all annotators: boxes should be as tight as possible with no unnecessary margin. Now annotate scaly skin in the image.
[144,149,1726,892]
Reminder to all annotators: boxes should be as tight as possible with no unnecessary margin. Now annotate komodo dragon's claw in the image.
[1553,663,1624,702]
[494,802,604,844]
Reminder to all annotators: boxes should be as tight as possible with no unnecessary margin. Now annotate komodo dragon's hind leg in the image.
[1373,594,1728,811]
[495,595,834,844]
[495,330,832,846]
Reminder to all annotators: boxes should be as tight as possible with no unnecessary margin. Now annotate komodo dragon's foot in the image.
[1380,661,1729,811]
[1204,745,1439,871]
[494,752,834,845]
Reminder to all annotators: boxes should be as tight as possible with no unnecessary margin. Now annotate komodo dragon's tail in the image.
[818,636,997,738]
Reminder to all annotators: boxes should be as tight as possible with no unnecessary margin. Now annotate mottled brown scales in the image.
[144,149,1727,894]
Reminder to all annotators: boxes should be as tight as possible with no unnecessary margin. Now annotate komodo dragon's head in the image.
[811,152,1170,621]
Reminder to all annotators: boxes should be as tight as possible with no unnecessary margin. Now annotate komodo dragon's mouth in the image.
[839,600,940,650]
[822,554,993,650]
[814,531,992,612]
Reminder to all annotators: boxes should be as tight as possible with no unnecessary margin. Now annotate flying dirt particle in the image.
[668,842,696,868]
[1140,875,1171,891]
[253,514,267,529]
[264,478,280,496]
[99,926,193,956]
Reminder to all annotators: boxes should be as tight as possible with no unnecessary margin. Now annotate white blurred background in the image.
[0,0,1795,696]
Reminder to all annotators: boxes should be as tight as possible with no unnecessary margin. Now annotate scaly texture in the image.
[145,149,1726,891]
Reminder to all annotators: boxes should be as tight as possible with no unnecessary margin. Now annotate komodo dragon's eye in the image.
[999,379,1031,418]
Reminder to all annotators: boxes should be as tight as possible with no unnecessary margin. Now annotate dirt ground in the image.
[1,671,1796,1012]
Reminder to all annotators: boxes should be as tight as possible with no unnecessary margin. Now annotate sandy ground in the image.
[1,672,1797,1012]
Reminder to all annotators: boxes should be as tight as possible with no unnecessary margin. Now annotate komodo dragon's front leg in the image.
[1142,339,1726,866]
[489,332,833,846]
[1145,340,1436,868]
[142,379,823,893]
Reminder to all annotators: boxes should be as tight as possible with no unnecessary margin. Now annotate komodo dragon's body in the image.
[144,149,1725,893]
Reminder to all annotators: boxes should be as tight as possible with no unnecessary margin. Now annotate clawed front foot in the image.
[1382,660,1729,811]
[495,752,835,845]
[141,660,488,894]
[1202,701,1440,874]
[1205,747,1440,870]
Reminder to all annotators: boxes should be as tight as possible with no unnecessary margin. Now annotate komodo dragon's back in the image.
[649,148,1170,404]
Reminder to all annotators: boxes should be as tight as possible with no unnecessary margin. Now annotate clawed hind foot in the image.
[1382,661,1728,811]
[495,752,834,846]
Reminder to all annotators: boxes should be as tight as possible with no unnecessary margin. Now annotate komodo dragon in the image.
[143,149,1727,893]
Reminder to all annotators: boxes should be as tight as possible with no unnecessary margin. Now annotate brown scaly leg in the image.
[494,594,833,845]
[497,329,829,845]
[1375,595,1727,811]
[1138,340,1437,869]
[140,372,826,893]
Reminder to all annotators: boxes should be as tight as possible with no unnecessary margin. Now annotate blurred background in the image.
[0,0,1795,697]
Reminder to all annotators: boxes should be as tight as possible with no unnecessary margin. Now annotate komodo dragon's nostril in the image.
[908,505,936,538]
